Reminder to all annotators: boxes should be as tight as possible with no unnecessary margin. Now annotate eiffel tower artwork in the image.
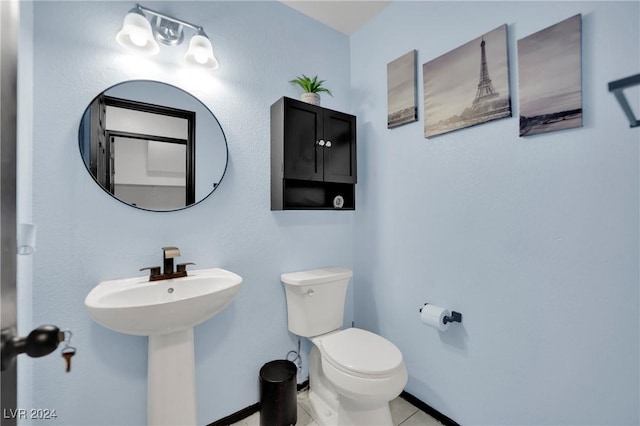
[423,24,511,138]
[472,37,500,109]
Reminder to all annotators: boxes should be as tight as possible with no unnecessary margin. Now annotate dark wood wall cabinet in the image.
[271,97,357,210]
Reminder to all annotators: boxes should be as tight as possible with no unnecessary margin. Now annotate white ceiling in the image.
[279,0,392,35]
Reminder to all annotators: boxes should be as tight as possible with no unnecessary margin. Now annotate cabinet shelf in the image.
[282,179,355,210]
[271,97,357,210]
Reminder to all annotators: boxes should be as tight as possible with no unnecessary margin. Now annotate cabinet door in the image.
[283,100,323,182]
[322,110,356,184]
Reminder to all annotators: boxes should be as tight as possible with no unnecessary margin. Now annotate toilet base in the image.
[308,345,394,426]
[309,391,393,426]
[338,397,393,426]
[308,388,339,426]
[308,345,340,425]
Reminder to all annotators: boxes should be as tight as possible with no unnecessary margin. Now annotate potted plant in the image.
[289,74,333,106]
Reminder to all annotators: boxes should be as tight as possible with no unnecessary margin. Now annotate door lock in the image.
[1,325,66,371]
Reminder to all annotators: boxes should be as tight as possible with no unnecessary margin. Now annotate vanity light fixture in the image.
[116,4,219,70]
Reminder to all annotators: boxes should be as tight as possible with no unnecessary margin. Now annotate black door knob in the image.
[1,325,63,371]
[23,325,63,357]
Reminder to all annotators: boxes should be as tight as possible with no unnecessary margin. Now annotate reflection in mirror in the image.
[79,80,227,211]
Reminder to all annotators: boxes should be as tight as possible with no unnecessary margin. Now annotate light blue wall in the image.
[24,1,353,425]
[351,2,639,425]
[21,1,640,425]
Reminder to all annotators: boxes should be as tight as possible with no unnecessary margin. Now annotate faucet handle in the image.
[162,247,180,259]
[176,262,195,273]
[140,266,161,278]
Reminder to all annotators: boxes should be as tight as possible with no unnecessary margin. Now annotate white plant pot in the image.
[301,92,321,106]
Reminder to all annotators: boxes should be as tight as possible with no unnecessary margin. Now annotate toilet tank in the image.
[281,267,352,337]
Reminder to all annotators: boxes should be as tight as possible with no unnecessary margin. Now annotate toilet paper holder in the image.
[419,304,463,324]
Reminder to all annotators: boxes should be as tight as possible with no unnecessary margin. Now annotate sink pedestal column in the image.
[148,328,197,426]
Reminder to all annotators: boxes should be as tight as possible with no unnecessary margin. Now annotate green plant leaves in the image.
[289,74,333,96]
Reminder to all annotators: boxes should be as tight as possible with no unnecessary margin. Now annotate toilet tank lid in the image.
[281,267,352,286]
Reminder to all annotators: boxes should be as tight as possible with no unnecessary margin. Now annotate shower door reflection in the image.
[85,95,195,210]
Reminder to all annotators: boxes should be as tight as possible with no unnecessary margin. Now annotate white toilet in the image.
[281,267,408,426]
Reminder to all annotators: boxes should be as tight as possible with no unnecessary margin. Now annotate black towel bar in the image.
[608,73,640,129]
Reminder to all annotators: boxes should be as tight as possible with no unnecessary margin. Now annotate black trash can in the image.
[259,360,297,426]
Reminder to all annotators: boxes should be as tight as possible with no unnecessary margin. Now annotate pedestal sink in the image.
[85,268,242,426]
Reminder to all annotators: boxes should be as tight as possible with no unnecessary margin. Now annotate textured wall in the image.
[22,1,640,425]
[25,2,352,424]
[351,2,639,425]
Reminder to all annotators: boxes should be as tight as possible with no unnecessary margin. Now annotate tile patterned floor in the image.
[230,390,442,426]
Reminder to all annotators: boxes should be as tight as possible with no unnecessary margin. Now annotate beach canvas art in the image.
[423,25,511,138]
[387,50,418,128]
[518,14,582,136]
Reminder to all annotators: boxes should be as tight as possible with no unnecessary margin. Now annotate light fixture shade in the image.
[116,10,160,55]
[183,34,219,70]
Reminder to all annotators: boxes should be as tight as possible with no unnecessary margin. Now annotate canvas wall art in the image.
[387,50,418,128]
[423,24,511,138]
[518,14,582,137]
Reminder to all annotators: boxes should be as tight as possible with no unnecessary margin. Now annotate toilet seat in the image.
[315,328,404,378]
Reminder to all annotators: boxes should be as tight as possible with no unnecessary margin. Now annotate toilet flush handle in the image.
[304,289,315,297]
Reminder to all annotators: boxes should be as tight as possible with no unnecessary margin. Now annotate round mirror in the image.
[78,80,227,211]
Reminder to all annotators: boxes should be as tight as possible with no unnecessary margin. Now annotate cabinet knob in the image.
[317,140,325,147]
[325,141,332,148]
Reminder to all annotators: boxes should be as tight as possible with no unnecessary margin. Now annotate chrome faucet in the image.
[140,247,195,281]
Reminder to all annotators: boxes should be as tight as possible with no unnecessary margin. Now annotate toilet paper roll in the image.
[420,304,450,331]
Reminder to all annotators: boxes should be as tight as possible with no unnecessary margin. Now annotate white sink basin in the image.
[85,268,242,336]
[85,267,242,425]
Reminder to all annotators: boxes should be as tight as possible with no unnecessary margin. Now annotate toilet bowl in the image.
[281,268,408,426]
[310,328,408,425]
